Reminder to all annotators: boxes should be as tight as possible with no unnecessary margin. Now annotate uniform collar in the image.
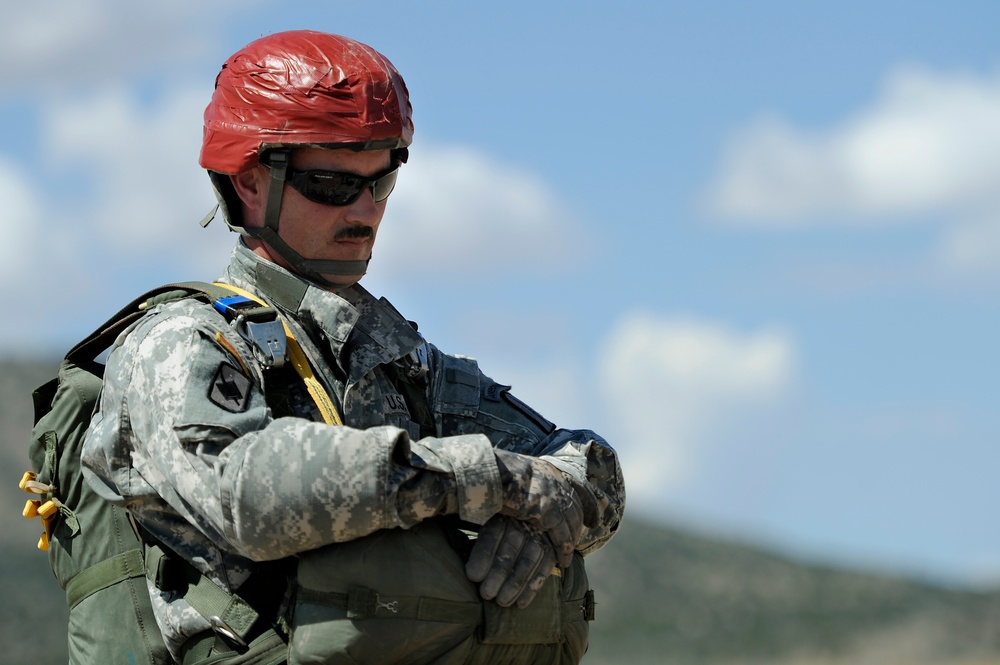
[221,243,423,382]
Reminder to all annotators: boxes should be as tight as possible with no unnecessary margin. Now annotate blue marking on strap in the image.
[213,295,253,317]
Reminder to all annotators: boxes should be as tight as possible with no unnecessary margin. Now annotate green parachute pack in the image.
[20,282,594,665]
[20,282,292,664]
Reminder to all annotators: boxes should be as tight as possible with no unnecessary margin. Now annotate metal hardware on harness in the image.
[234,315,287,370]
[375,594,400,614]
[213,294,288,370]
[210,615,249,653]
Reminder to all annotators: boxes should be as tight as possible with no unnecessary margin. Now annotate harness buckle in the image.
[238,317,287,370]
[214,295,288,370]
[375,594,400,614]
[209,615,249,654]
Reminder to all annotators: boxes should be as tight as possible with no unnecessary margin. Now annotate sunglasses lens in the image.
[370,169,398,202]
[301,173,363,206]
[289,167,399,206]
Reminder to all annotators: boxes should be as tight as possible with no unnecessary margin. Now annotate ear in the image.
[230,167,268,228]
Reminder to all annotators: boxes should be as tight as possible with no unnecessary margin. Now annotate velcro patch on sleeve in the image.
[208,362,252,413]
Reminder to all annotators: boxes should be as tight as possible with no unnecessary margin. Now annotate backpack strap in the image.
[65,281,273,367]
[65,548,146,609]
[145,543,261,648]
[65,284,215,366]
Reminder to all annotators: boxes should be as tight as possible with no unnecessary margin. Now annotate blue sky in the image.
[2,1,999,585]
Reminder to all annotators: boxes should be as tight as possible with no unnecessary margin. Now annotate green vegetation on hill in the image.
[584,518,1000,664]
[3,359,998,664]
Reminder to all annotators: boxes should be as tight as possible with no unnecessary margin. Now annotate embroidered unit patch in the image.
[209,363,252,413]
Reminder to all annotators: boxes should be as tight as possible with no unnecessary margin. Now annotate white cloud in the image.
[2,82,585,349]
[38,88,583,286]
[367,144,582,283]
[43,85,221,260]
[0,154,94,349]
[0,84,232,351]
[0,1,247,92]
[938,214,1000,274]
[599,313,796,506]
[707,66,1000,224]
[0,160,42,280]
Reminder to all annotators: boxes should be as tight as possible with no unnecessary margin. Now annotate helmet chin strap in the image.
[247,149,369,288]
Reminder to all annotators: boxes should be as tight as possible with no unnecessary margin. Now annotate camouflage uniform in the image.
[82,243,625,661]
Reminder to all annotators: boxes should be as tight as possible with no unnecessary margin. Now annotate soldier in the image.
[82,30,624,664]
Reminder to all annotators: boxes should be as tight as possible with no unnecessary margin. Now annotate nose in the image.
[342,186,383,227]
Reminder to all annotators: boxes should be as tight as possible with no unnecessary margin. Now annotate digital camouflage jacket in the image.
[82,243,625,660]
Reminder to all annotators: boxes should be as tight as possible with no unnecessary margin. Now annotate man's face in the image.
[246,147,393,288]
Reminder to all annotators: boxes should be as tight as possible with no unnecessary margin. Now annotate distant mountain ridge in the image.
[2,359,997,664]
[584,516,1000,664]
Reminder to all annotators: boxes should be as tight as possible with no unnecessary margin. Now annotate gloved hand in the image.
[465,515,557,608]
[494,449,600,568]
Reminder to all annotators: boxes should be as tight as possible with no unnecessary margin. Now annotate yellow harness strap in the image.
[212,282,344,427]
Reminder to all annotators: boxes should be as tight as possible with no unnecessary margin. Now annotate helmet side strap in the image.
[251,149,369,287]
[263,149,290,235]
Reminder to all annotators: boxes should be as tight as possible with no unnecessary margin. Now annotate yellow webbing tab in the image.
[19,470,36,491]
[212,283,343,426]
[37,499,61,520]
[22,499,40,519]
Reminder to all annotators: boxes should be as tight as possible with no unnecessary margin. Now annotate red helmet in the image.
[199,31,413,287]
[200,30,413,174]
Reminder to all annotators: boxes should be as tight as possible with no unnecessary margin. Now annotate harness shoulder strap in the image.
[66,284,214,365]
[210,282,343,426]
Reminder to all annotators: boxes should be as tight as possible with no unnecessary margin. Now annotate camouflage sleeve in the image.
[427,344,625,555]
[83,301,502,561]
[534,429,625,555]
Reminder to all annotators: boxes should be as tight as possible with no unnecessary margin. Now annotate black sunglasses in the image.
[264,157,400,207]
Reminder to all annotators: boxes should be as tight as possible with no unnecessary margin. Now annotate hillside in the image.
[583,519,1000,664]
[3,359,998,664]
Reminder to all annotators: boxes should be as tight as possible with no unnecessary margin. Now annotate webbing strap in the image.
[66,548,146,610]
[181,627,287,665]
[294,587,482,624]
[145,544,259,642]
[212,282,343,426]
[293,586,594,624]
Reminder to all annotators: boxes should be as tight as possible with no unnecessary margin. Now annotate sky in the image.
[2,1,999,586]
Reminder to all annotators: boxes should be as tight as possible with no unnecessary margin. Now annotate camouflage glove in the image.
[466,515,558,608]
[494,448,600,568]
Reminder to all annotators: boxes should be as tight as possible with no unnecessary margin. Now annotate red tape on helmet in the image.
[200,30,413,175]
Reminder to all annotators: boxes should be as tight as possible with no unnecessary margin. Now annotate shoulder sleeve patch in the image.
[208,362,252,413]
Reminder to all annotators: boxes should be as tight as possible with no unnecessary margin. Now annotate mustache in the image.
[334,225,374,241]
